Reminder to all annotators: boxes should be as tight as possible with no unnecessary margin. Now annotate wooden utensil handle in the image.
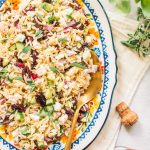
[65,107,81,150]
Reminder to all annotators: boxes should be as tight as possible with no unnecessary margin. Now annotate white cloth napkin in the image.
[87,13,150,150]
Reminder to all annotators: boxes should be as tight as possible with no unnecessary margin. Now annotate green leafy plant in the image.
[109,0,150,17]
[110,0,150,57]
[122,8,150,57]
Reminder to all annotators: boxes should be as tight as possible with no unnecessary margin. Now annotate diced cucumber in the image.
[46,105,54,114]
[42,2,53,12]
[46,98,54,105]
[2,58,9,67]
[16,112,25,122]
[28,97,36,104]
[20,126,30,135]
[45,89,52,99]
[16,42,25,51]
[37,141,44,149]
[15,76,23,81]
[22,46,32,53]
[47,79,54,86]
[47,16,58,24]
[9,44,16,51]
[81,117,86,123]
[8,76,13,83]
[39,108,47,117]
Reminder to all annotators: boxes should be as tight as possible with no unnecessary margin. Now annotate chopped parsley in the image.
[71,62,85,69]
[22,46,32,53]
[49,66,59,72]
[58,37,68,42]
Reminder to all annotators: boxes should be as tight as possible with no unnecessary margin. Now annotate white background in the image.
[101,1,150,150]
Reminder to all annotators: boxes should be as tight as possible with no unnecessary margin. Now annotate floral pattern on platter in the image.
[0,0,117,150]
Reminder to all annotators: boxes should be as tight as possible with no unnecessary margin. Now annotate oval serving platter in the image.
[0,0,117,150]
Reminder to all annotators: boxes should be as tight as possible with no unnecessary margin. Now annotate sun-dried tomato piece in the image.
[31,73,38,80]
[11,103,26,112]
[2,115,11,125]
[0,58,3,67]
[31,50,39,69]
[35,92,46,107]
[22,66,32,78]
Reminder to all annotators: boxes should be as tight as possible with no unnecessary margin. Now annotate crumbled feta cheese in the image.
[66,67,78,76]
[84,65,97,74]
[47,73,55,80]
[54,102,62,111]
[83,50,91,61]
[27,11,35,17]
[32,40,38,46]
[36,65,47,76]
[39,125,46,132]
[14,15,20,20]
[84,69,91,74]
[57,82,64,92]
[68,81,76,88]
[50,129,57,136]
[12,129,19,137]
[56,53,65,60]
[85,36,92,43]
[59,18,67,26]
[16,34,26,42]
[66,50,76,56]
[35,78,44,85]
[7,93,22,103]
[18,53,30,61]
[91,65,98,73]
[59,114,68,125]
[64,84,69,89]
[65,8,73,15]
[30,114,40,121]
[75,35,82,42]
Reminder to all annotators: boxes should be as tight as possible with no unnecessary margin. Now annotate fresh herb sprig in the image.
[122,8,150,57]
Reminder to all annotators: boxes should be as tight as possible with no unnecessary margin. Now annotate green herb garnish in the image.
[66,14,73,19]
[71,62,85,69]
[8,76,13,83]
[15,76,23,81]
[27,80,35,85]
[49,66,59,72]
[66,9,74,19]
[47,16,56,24]
[35,30,43,38]
[22,46,32,53]
[37,141,44,149]
[85,14,91,17]
[27,80,36,92]
[0,68,8,78]
[122,8,150,57]
[58,37,68,42]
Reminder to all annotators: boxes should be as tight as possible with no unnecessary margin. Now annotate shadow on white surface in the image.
[116,68,150,150]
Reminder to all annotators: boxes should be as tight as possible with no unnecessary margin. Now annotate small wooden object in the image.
[116,102,138,126]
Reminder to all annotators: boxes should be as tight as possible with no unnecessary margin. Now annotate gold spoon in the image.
[65,51,102,150]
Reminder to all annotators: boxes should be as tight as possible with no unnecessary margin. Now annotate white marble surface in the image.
[101,1,150,150]
[116,68,150,150]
